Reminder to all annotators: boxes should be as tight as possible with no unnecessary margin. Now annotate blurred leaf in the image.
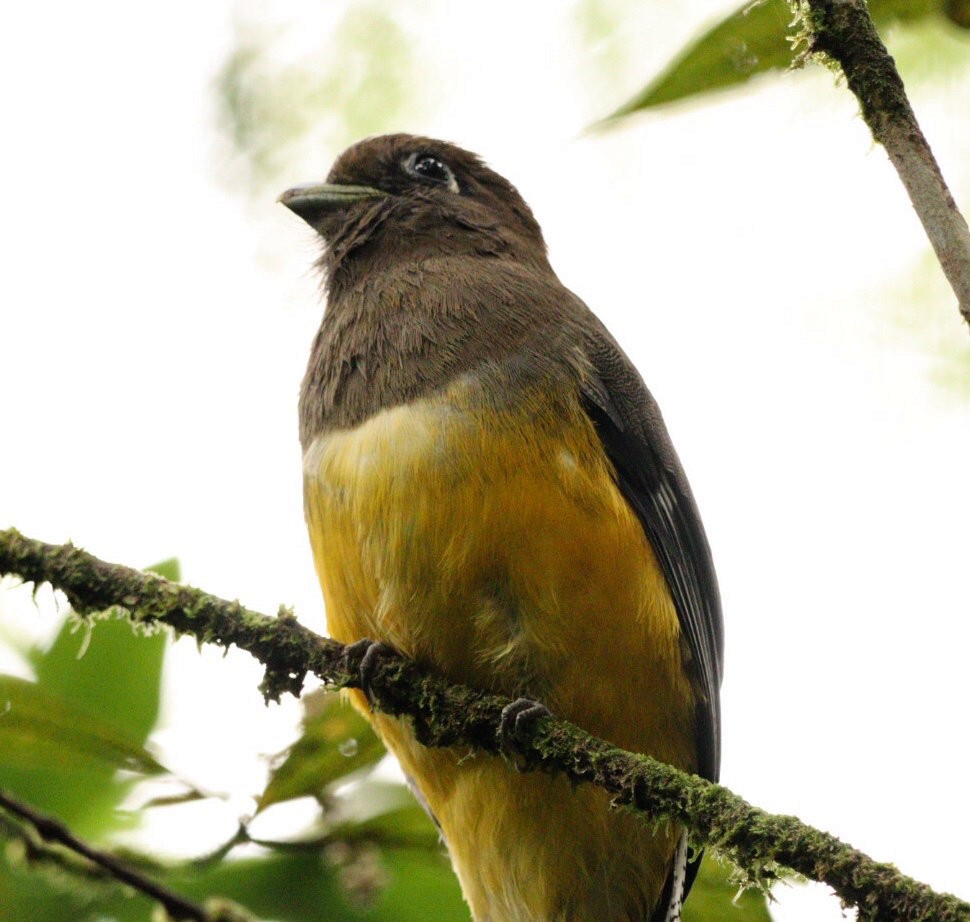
[173,850,352,920]
[363,848,469,921]
[297,778,442,853]
[216,3,421,198]
[606,0,944,117]
[146,558,181,582]
[0,559,171,835]
[330,800,442,851]
[0,673,167,837]
[259,691,385,812]
[683,853,774,922]
[0,675,165,777]
[169,846,468,922]
[0,824,154,922]
[883,251,970,399]
[884,8,970,81]
[611,0,793,114]
[29,559,172,745]
[947,0,970,26]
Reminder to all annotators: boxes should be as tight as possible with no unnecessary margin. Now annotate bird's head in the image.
[280,134,549,283]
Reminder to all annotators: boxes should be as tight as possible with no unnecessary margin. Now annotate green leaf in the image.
[328,787,441,851]
[0,559,172,835]
[337,802,441,850]
[0,682,164,836]
[259,691,386,811]
[607,0,942,117]
[0,674,165,777]
[216,5,422,199]
[147,558,181,583]
[172,846,468,922]
[683,853,774,922]
[29,560,172,746]
[947,0,970,27]
[0,831,466,922]
[0,827,156,922]
[366,849,469,921]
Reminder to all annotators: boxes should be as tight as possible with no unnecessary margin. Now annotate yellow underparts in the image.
[304,380,697,921]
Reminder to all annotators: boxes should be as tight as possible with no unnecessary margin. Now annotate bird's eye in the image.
[404,152,459,192]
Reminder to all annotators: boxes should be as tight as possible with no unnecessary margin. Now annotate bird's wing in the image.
[578,314,723,914]
[579,321,723,780]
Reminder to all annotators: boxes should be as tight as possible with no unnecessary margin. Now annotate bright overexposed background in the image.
[2,1,968,919]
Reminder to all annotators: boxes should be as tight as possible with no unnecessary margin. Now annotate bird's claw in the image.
[498,697,552,767]
[344,638,395,707]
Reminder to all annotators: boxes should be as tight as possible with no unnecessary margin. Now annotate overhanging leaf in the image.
[606,0,943,117]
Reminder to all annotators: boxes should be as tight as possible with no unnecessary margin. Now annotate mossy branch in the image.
[795,0,970,326]
[1,527,968,922]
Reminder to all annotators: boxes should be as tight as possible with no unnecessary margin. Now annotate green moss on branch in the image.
[1,528,968,921]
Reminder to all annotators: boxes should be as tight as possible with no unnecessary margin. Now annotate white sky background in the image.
[2,2,969,920]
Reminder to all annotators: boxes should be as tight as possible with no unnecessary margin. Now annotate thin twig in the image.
[800,0,970,326]
[1,528,969,921]
[0,787,251,922]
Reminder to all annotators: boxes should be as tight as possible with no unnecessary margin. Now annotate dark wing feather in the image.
[578,318,723,916]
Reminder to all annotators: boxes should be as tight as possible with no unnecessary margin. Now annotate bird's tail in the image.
[660,830,689,922]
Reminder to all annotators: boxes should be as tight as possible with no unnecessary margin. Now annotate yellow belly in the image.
[304,383,697,921]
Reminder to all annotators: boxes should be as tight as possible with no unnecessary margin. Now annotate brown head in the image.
[280,134,550,291]
[283,135,579,443]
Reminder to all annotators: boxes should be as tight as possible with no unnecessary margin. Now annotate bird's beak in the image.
[278,182,385,225]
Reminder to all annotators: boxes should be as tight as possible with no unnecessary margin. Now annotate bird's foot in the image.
[498,697,552,770]
[344,638,395,708]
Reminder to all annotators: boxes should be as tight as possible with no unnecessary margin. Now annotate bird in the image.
[280,134,723,922]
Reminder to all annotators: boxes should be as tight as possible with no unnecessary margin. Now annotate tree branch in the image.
[797,0,970,326]
[1,528,968,921]
[0,787,252,922]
